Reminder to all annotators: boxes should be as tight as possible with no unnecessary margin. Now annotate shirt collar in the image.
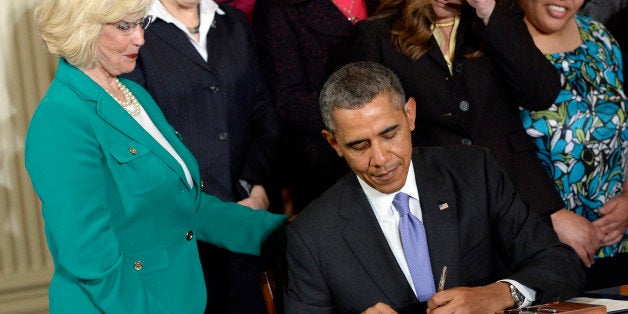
[357,162,419,220]
[148,0,224,32]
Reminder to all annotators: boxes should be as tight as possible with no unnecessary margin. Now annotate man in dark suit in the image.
[285,62,585,313]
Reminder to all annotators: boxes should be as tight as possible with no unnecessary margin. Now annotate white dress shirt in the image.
[132,107,194,188]
[356,162,535,306]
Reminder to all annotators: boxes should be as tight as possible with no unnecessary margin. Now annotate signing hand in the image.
[551,209,604,267]
[465,0,496,24]
[427,282,512,314]
[594,193,628,246]
[237,185,270,210]
[361,302,398,314]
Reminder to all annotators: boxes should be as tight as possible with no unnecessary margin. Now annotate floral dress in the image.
[520,15,628,258]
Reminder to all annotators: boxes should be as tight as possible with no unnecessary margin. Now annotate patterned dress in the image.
[520,15,628,258]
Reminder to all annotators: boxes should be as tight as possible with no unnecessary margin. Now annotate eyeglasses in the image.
[112,15,154,35]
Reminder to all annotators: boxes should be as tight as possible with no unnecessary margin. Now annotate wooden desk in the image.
[500,302,607,313]
[498,286,628,314]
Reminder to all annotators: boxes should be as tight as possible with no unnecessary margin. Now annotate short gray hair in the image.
[320,62,406,132]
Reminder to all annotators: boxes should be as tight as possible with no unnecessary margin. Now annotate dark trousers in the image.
[199,241,272,314]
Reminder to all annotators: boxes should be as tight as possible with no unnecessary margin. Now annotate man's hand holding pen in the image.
[426,281,515,314]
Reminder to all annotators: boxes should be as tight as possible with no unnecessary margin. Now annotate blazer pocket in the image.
[110,142,166,196]
[506,131,538,153]
[126,246,169,275]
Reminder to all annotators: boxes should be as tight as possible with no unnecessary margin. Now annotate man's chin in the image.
[367,179,404,194]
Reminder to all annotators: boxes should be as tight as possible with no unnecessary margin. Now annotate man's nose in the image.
[370,141,391,165]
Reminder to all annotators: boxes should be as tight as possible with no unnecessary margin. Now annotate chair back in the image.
[259,267,285,314]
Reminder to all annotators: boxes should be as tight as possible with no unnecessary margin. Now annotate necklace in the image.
[435,19,455,28]
[332,0,358,24]
[187,25,200,34]
[106,78,141,116]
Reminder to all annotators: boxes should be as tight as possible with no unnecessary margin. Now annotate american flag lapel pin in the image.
[438,202,449,210]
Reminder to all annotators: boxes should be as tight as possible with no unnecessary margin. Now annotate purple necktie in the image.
[393,192,435,302]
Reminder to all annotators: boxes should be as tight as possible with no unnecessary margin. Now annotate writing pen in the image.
[438,266,447,291]
[522,307,557,313]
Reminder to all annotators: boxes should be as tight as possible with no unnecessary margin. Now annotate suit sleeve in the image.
[25,102,170,313]
[475,0,561,110]
[194,193,288,255]
[253,0,326,137]
[481,149,586,303]
[285,224,337,313]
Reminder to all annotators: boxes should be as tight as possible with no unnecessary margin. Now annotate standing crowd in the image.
[26,0,627,313]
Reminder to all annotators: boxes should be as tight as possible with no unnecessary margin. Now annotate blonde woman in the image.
[27,0,286,312]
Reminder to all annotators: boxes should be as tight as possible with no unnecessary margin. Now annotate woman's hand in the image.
[551,209,604,267]
[237,185,270,210]
[594,193,628,246]
[465,0,496,24]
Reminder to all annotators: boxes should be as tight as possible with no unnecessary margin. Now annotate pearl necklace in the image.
[106,78,141,116]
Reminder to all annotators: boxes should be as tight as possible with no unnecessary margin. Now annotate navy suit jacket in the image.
[286,146,585,313]
[125,5,280,202]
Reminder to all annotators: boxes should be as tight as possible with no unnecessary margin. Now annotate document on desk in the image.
[569,296,628,313]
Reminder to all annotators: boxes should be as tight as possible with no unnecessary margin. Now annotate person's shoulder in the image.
[290,174,355,229]
[38,78,87,114]
[356,16,393,32]
[576,13,609,34]
[254,0,304,9]
[216,3,248,23]
[576,14,618,48]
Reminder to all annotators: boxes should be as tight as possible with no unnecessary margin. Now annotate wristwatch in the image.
[509,284,525,308]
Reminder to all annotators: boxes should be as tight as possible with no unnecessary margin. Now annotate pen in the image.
[522,307,557,313]
[537,308,558,313]
[438,266,447,291]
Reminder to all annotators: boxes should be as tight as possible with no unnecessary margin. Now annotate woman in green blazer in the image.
[25,0,287,312]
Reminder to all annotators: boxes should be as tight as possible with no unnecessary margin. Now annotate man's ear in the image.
[404,97,417,132]
[322,130,343,157]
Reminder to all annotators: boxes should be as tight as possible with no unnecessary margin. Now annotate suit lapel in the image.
[413,153,461,290]
[338,176,418,306]
[425,9,475,74]
[55,59,196,190]
[129,80,200,188]
[148,20,209,71]
[425,37,450,73]
[96,92,192,188]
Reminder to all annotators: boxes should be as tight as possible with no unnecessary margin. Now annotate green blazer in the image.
[25,59,287,313]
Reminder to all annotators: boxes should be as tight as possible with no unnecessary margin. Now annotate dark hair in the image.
[370,0,435,61]
[320,62,405,132]
[369,0,503,61]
